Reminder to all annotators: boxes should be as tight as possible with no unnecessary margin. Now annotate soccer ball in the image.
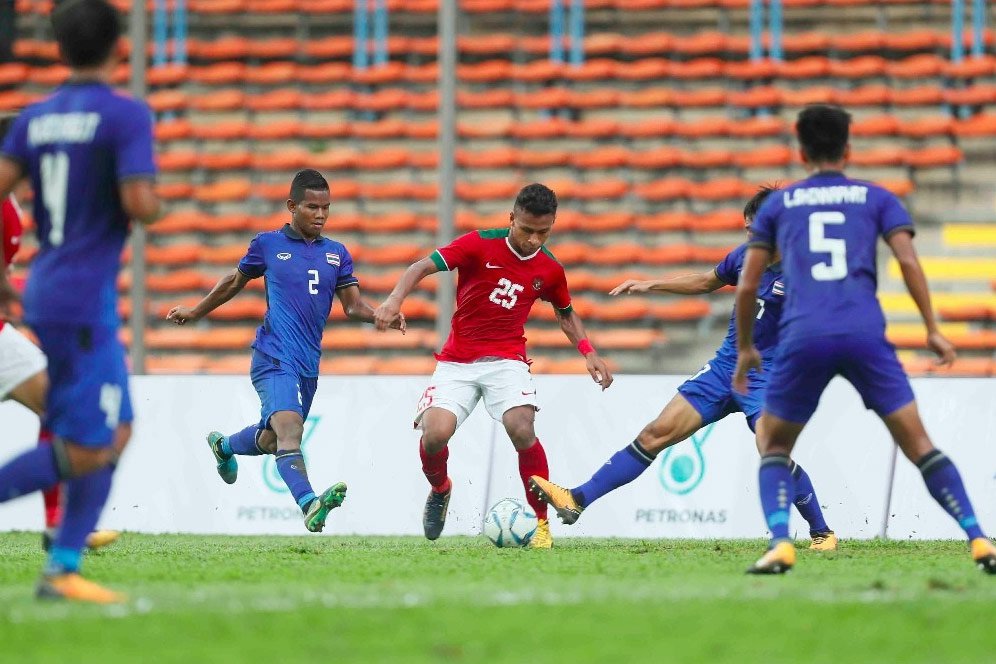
[483,498,537,548]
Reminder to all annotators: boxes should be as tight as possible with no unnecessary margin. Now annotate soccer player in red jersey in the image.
[0,144,118,553]
[374,183,613,548]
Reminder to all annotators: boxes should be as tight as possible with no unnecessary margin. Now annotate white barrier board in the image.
[0,375,992,539]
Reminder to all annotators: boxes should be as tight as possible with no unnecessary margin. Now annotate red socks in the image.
[419,437,451,493]
[517,438,549,520]
[38,429,62,529]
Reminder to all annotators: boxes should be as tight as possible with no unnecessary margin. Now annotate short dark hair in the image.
[289,169,329,202]
[514,183,558,217]
[796,104,852,163]
[743,184,781,222]
[52,0,122,69]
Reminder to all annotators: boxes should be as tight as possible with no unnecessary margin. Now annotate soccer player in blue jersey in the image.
[167,169,405,532]
[0,0,160,603]
[529,187,836,550]
[734,104,996,574]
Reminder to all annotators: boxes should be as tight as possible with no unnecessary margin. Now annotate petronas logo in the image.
[262,416,321,493]
[658,423,715,495]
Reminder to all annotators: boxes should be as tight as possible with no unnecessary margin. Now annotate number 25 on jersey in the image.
[489,278,523,310]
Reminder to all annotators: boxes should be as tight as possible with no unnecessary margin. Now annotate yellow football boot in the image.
[528,476,583,525]
[747,541,796,575]
[36,573,126,604]
[85,530,121,550]
[527,519,553,549]
[809,531,838,552]
[971,537,996,574]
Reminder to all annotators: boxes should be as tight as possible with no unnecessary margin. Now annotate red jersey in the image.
[431,229,572,363]
[0,196,23,331]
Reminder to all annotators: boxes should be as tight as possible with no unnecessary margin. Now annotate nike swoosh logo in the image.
[486,262,502,269]
[521,391,536,396]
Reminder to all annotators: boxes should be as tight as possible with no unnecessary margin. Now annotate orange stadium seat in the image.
[691,178,754,201]
[729,86,782,109]
[200,244,251,265]
[190,121,249,141]
[944,85,996,106]
[884,30,941,52]
[199,151,253,171]
[157,182,195,200]
[146,244,201,266]
[194,180,252,204]
[352,119,406,140]
[674,116,731,138]
[147,89,188,113]
[851,114,901,137]
[891,85,944,106]
[373,357,436,375]
[728,116,787,138]
[886,54,945,78]
[209,298,267,321]
[617,59,670,82]
[781,86,837,107]
[146,355,210,375]
[634,178,693,202]
[829,56,887,79]
[627,146,681,170]
[246,89,303,112]
[938,304,992,321]
[652,299,712,321]
[351,62,406,85]
[734,144,793,169]
[191,36,250,60]
[905,145,963,169]
[319,356,379,375]
[296,62,351,84]
[158,151,199,172]
[837,84,892,107]
[564,58,619,82]
[672,59,726,81]
[189,89,245,111]
[898,115,953,139]
[247,38,299,59]
[680,148,734,169]
[849,146,906,167]
[155,120,194,142]
[202,355,252,375]
[588,299,651,322]
[593,329,666,350]
[955,114,996,137]
[642,244,695,264]
[572,146,630,170]
[251,150,310,172]
[635,211,692,232]
[944,55,996,79]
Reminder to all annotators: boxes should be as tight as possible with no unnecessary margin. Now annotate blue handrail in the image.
[569,0,584,67]
[549,0,564,63]
[353,0,369,70]
[373,0,388,67]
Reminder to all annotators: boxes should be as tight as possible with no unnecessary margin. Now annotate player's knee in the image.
[421,428,451,455]
[638,419,681,454]
[110,422,132,463]
[505,422,536,450]
[60,440,115,477]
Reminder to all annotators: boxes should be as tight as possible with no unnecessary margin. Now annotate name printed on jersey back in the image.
[28,113,101,146]
[783,185,868,208]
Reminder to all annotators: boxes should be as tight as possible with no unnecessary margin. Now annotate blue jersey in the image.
[0,82,156,327]
[749,171,913,343]
[238,224,358,378]
[714,243,785,361]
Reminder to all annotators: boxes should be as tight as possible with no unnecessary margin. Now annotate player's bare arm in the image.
[337,283,406,333]
[166,268,252,325]
[374,256,440,331]
[120,178,161,225]
[556,307,613,390]
[610,270,724,296]
[732,246,769,393]
[885,229,956,366]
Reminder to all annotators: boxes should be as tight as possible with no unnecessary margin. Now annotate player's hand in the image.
[389,311,407,334]
[166,305,199,325]
[609,280,653,296]
[373,298,401,332]
[585,353,614,390]
[0,277,19,319]
[732,346,762,394]
[927,330,956,367]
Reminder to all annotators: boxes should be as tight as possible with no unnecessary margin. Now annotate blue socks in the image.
[0,444,61,503]
[571,440,655,509]
[918,449,985,541]
[275,450,316,513]
[224,425,265,457]
[759,454,794,544]
[47,465,115,575]
[791,461,830,536]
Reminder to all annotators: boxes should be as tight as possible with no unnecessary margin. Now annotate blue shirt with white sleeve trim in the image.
[238,224,358,378]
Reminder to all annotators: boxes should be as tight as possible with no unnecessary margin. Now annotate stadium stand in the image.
[6,0,995,375]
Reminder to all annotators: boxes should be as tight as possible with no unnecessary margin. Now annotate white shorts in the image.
[414,359,538,429]
[0,324,47,400]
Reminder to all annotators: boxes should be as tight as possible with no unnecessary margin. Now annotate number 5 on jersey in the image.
[489,278,523,310]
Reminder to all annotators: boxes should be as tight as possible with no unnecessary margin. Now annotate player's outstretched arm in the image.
[166,268,252,325]
[556,308,613,390]
[373,257,439,331]
[732,247,769,393]
[337,284,406,333]
[886,230,956,366]
[609,270,724,296]
[120,179,161,225]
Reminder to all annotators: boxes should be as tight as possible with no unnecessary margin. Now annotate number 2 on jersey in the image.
[40,152,69,247]
[489,278,523,310]
[809,211,847,281]
[308,269,319,295]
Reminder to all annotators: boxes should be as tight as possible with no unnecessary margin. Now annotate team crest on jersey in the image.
[326,253,340,266]
[532,277,543,291]
[277,252,291,260]
[772,280,785,296]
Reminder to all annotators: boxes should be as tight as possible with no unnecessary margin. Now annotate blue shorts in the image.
[33,324,133,447]
[764,333,915,424]
[250,350,317,429]
[677,353,768,432]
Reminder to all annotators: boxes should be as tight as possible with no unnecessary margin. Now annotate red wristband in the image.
[577,339,595,356]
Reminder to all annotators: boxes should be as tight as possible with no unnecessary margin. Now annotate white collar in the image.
[505,236,541,261]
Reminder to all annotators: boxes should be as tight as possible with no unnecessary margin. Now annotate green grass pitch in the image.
[1,533,994,663]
